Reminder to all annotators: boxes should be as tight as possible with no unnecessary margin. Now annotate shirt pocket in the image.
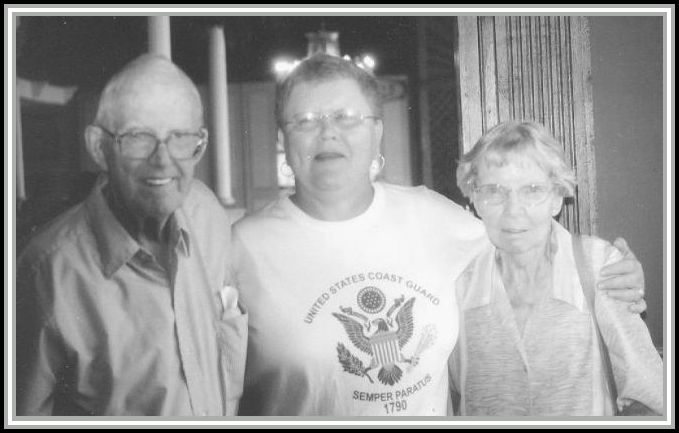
[214,303,248,416]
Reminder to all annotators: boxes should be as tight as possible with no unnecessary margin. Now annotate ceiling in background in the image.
[16,16,419,89]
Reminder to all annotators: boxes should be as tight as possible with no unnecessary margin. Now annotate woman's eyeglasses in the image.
[473,183,553,206]
[284,109,380,133]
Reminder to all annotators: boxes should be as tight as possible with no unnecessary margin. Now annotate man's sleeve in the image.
[16,258,64,416]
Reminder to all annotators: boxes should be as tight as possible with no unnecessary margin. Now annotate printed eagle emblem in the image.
[332,296,416,385]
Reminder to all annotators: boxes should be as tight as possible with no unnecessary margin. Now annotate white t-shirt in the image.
[233,182,486,416]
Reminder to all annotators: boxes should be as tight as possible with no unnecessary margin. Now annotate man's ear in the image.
[85,125,109,171]
[192,127,209,162]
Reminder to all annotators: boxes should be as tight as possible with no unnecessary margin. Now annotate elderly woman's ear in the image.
[550,195,564,217]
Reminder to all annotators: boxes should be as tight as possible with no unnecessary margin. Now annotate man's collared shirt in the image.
[16,177,246,416]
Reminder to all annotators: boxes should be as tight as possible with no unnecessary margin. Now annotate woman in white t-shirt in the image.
[232,55,647,416]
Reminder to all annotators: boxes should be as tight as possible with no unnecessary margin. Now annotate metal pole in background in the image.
[16,16,26,209]
[16,85,26,209]
[148,16,172,58]
[208,25,234,206]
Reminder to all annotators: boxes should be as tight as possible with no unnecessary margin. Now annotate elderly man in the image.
[16,54,246,416]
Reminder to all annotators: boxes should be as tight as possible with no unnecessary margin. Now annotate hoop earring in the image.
[279,160,295,178]
[369,154,386,180]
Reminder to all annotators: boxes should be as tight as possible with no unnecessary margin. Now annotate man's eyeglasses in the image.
[284,109,380,133]
[473,183,553,206]
[98,126,206,160]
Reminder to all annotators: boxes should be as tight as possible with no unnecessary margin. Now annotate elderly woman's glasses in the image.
[285,109,380,133]
[473,183,553,206]
[98,126,206,160]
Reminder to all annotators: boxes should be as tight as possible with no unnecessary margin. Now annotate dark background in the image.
[17,16,419,88]
[16,15,439,251]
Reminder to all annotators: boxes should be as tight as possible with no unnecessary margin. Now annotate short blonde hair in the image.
[275,53,382,129]
[456,120,576,198]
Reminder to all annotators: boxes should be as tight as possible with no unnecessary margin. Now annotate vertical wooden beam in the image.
[148,16,172,59]
[208,25,235,206]
[480,16,498,130]
[457,17,483,153]
[509,17,522,120]
[495,16,511,123]
[416,17,434,188]
[456,15,596,234]
[549,17,564,151]
[570,17,597,235]
[560,18,578,232]
[518,16,532,120]
[530,17,544,125]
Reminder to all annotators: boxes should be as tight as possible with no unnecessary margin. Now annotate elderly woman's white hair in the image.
[456,120,577,199]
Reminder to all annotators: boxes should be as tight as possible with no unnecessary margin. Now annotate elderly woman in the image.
[451,120,663,416]
[232,54,646,416]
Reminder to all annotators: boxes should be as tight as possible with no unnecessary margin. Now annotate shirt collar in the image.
[86,175,192,278]
[461,220,586,312]
[170,205,192,256]
[550,221,587,312]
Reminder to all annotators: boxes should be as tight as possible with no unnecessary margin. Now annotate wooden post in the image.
[456,16,596,234]
[148,16,171,59]
[415,17,433,188]
[209,25,235,206]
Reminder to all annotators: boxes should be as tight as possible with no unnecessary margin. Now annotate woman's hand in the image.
[598,238,646,314]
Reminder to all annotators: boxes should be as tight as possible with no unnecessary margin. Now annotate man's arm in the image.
[597,237,646,314]
[16,260,62,416]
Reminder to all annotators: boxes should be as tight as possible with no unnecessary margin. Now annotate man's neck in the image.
[103,185,169,238]
[103,185,173,270]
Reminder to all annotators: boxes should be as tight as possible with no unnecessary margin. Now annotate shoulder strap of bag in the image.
[571,234,618,410]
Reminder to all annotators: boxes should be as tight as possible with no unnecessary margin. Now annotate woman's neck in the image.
[496,241,553,296]
[291,182,375,221]
[496,241,553,335]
